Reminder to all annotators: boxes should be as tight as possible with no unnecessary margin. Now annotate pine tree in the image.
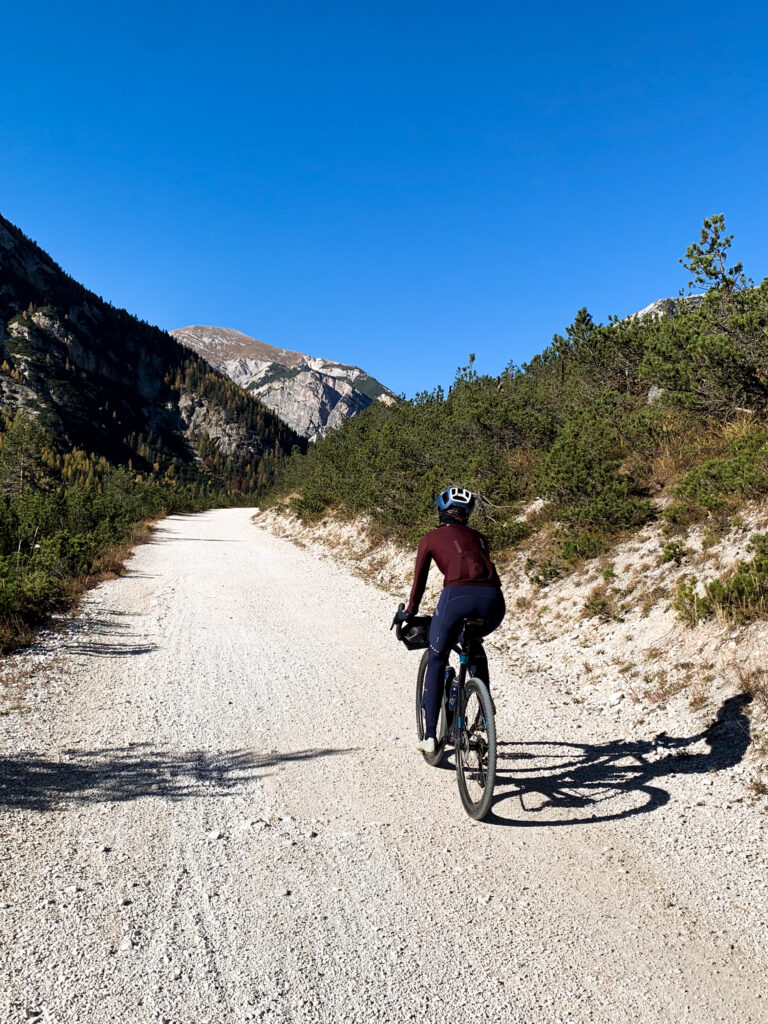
[0,413,47,495]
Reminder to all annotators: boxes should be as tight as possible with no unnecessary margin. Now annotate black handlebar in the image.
[390,602,407,640]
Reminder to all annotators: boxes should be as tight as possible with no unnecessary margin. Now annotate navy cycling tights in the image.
[423,585,506,740]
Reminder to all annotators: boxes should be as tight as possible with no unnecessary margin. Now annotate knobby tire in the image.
[456,677,497,820]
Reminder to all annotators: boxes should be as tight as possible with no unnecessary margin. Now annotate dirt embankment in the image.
[258,505,768,790]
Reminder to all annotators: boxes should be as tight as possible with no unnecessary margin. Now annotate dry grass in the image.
[582,584,619,621]
[0,618,37,656]
[639,585,668,617]
[649,450,688,494]
[637,668,691,706]
[504,446,539,479]
[733,663,768,713]
[688,685,708,711]
[648,414,747,497]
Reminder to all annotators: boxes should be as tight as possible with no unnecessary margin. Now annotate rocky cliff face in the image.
[0,213,302,481]
[172,326,396,440]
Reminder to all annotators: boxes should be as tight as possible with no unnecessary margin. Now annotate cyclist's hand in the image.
[391,604,411,630]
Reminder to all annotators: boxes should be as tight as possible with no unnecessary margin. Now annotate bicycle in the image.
[391,604,497,821]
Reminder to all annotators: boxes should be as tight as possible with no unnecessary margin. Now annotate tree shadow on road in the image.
[0,745,356,813]
[147,526,239,544]
[24,615,159,660]
[486,694,752,827]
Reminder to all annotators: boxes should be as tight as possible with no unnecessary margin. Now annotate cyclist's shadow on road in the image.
[486,694,752,827]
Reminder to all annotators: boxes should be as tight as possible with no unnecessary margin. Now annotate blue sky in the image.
[2,1,768,396]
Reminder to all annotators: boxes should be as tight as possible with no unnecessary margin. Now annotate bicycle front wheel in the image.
[415,650,447,767]
[456,677,497,820]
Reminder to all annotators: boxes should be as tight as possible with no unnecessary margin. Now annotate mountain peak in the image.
[629,295,705,320]
[172,325,396,441]
[173,325,307,369]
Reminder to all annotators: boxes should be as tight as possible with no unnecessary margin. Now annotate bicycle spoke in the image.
[455,678,497,819]
[461,692,489,801]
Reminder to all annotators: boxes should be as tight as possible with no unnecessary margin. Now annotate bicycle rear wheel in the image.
[415,650,447,766]
[456,677,497,820]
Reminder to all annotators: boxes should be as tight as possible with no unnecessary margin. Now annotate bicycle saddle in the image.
[462,617,490,639]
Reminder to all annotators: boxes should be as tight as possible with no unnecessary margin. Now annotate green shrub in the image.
[673,538,768,625]
[582,584,619,621]
[493,519,532,547]
[666,430,768,524]
[525,556,563,587]
[558,529,608,564]
[30,532,94,578]
[704,533,768,622]
[569,486,653,532]
[660,541,687,565]
[673,575,712,625]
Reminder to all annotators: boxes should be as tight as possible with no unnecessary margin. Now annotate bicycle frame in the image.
[443,642,475,745]
[408,609,497,819]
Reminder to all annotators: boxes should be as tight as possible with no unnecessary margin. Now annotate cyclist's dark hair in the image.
[439,506,470,526]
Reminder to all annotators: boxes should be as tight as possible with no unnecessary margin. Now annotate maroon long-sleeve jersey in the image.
[406,523,501,615]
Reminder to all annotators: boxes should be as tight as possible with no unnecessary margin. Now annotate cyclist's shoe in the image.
[416,737,436,755]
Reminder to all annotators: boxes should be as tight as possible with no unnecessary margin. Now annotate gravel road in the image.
[1,508,766,1024]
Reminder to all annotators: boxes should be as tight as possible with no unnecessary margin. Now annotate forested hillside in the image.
[272,217,768,610]
[0,212,304,647]
[0,213,303,486]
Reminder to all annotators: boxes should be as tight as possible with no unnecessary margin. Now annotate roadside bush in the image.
[705,534,768,622]
[539,410,619,502]
[487,519,532,549]
[666,429,768,523]
[660,541,687,565]
[569,483,653,532]
[673,576,712,625]
[674,535,768,625]
[582,584,619,621]
[29,532,94,578]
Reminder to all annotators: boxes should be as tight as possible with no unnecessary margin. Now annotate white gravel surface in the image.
[1,508,767,1024]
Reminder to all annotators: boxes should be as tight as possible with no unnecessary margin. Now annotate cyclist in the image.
[395,487,506,754]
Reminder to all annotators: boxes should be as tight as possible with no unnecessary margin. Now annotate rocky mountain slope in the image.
[0,214,302,484]
[172,325,396,440]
